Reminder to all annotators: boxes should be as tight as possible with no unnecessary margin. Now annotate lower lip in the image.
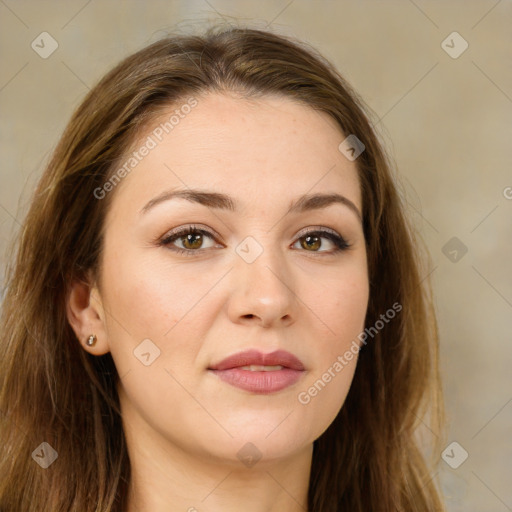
[209,368,304,394]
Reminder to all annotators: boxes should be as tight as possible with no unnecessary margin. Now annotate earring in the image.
[86,334,97,347]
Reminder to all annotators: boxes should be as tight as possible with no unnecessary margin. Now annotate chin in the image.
[211,423,312,463]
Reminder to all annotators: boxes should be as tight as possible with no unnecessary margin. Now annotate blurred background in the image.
[0,1,511,510]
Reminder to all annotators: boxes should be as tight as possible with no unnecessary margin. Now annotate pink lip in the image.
[208,349,305,394]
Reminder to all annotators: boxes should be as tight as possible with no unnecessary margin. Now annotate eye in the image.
[159,224,350,257]
[292,227,349,254]
[160,225,222,255]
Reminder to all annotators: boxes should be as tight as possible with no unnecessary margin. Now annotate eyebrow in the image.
[140,189,362,222]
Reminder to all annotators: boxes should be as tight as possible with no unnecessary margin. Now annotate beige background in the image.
[1,1,511,510]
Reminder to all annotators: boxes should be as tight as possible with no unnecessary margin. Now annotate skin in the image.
[67,92,369,512]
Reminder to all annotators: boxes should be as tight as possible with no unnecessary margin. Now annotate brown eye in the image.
[181,233,204,250]
[160,226,220,255]
[292,229,350,254]
[300,235,322,251]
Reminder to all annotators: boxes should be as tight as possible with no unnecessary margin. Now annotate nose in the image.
[227,244,298,328]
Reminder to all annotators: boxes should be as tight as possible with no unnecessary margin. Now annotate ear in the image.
[66,271,110,355]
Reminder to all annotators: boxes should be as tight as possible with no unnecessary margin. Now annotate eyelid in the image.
[160,224,222,244]
[293,225,343,241]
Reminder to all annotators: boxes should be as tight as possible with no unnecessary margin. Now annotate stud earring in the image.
[86,334,97,347]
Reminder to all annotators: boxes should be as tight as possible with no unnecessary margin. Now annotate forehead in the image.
[108,93,361,216]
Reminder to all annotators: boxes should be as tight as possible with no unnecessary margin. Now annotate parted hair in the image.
[0,24,444,511]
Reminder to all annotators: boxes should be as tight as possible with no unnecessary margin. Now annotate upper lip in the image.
[208,349,305,371]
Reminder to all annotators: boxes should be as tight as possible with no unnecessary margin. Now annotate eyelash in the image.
[159,224,350,257]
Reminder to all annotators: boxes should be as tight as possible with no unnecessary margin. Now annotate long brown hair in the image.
[0,24,444,511]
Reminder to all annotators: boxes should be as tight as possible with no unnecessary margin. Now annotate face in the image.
[92,93,368,465]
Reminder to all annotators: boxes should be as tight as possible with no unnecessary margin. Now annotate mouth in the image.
[208,349,305,394]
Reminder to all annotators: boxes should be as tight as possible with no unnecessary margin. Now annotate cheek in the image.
[295,266,368,431]
[98,243,227,380]
[101,239,218,333]
[311,265,369,349]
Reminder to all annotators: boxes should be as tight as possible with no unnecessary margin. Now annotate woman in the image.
[0,25,445,511]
